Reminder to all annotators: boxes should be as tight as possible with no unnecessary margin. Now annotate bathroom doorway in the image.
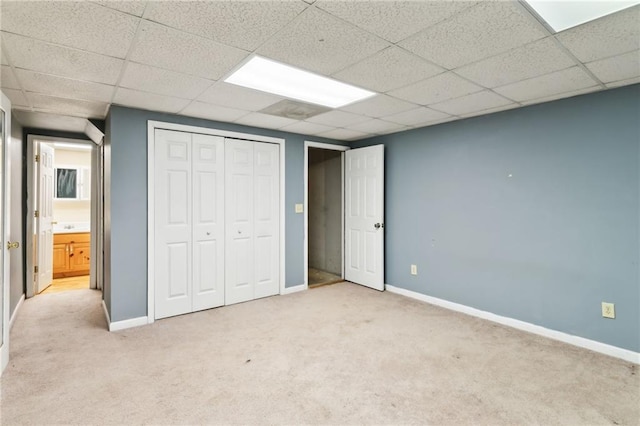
[26,135,103,297]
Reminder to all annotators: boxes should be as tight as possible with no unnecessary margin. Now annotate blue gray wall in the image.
[353,85,640,352]
[104,106,345,322]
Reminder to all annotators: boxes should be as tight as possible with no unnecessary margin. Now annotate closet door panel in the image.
[192,134,225,311]
[253,142,279,299]
[225,139,254,305]
[155,129,192,319]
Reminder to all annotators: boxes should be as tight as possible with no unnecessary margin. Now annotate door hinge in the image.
[35,154,40,162]
[34,265,39,273]
[34,210,39,218]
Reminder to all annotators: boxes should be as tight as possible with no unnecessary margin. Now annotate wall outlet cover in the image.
[601,302,615,319]
[411,264,417,275]
[295,203,304,213]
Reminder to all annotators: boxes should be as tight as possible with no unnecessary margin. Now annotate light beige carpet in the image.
[1,283,638,425]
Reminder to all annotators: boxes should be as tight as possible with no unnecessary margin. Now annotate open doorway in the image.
[304,142,349,289]
[26,136,102,297]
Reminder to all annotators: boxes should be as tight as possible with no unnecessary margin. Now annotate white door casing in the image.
[225,139,279,305]
[36,142,54,293]
[344,145,385,291]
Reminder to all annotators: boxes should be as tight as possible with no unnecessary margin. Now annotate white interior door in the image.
[253,142,279,299]
[225,139,254,305]
[36,142,54,293]
[1,102,10,375]
[225,139,279,305]
[191,134,225,311]
[344,145,385,291]
[155,129,193,319]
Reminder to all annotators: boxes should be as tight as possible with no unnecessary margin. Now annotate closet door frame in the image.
[147,121,285,324]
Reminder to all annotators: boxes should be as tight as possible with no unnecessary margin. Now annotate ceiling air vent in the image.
[259,99,331,120]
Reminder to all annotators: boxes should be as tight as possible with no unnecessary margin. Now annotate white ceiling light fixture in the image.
[224,56,376,109]
[524,0,640,32]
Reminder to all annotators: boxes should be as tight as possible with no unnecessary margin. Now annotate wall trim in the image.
[9,294,25,330]
[281,284,307,295]
[147,120,286,323]
[385,284,640,365]
[109,315,149,332]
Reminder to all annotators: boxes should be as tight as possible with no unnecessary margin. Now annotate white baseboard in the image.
[102,300,148,331]
[282,284,307,295]
[9,294,25,330]
[385,284,640,365]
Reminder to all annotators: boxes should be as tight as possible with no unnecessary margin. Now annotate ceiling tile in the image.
[130,20,248,80]
[1,1,139,58]
[279,121,335,136]
[333,46,443,93]
[340,94,417,118]
[113,87,190,114]
[586,50,640,84]
[198,82,284,111]
[455,38,576,88]
[382,107,451,126]
[121,62,213,100]
[399,2,546,69]
[346,118,408,135]
[1,33,123,85]
[92,1,147,17]
[3,88,28,107]
[521,86,601,106]
[257,7,389,75]
[1,65,20,89]
[143,1,306,51]
[318,128,369,141]
[180,101,248,123]
[430,90,513,116]
[28,93,107,118]
[388,72,482,105]
[316,1,476,43]
[606,76,640,89]
[307,110,371,127]
[557,6,640,63]
[495,67,598,103]
[234,112,298,130]
[15,69,114,103]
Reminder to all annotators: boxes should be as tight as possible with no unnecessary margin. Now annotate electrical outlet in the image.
[295,204,303,213]
[410,264,417,275]
[602,302,615,319]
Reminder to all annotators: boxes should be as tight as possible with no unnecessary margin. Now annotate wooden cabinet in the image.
[53,233,91,278]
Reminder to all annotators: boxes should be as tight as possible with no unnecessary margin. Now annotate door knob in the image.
[374,223,384,229]
[7,241,19,250]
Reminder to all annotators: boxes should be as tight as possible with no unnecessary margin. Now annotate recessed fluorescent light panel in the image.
[524,0,640,32]
[225,56,375,108]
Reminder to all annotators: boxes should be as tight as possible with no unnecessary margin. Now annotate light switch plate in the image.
[295,203,303,213]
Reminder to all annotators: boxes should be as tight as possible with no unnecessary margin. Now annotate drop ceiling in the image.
[1,1,638,141]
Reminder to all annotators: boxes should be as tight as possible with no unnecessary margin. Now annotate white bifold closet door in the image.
[225,138,280,305]
[155,129,225,319]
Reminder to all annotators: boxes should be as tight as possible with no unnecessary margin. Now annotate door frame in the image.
[303,141,349,290]
[26,135,102,298]
[146,120,286,323]
[0,92,11,375]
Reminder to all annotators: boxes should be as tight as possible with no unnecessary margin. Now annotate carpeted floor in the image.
[2,283,638,425]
